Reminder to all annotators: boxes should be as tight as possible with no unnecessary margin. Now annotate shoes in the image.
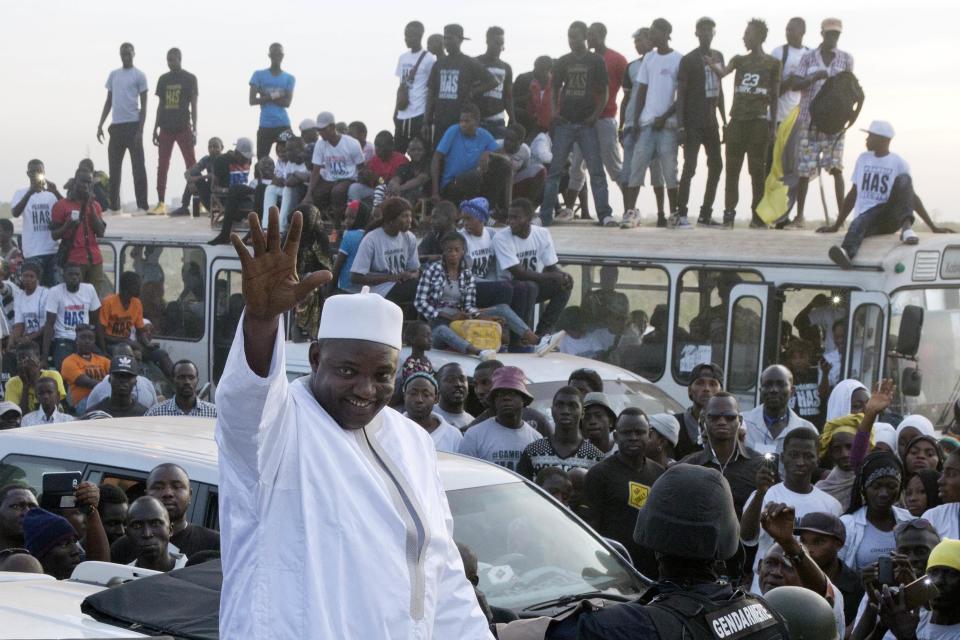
[620,209,640,229]
[535,331,566,356]
[148,203,168,215]
[722,210,736,229]
[207,235,230,246]
[478,349,499,361]
[670,215,693,230]
[782,218,806,230]
[169,206,190,217]
[697,217,723,228]
[749,216,768,229]
[828,245,852,269]
[656,215,668,228]
[901,228,919,245]
[553,207,575,222]
[601,215,618,227]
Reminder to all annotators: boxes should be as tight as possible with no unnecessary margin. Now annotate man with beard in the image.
[432,363,473,430]
[743,364,816,460]
[517,386,604,480]
[126,496,188,571]
[216,209,491,638]
[110,463,219,564]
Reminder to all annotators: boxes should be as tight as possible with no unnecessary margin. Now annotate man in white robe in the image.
[216,208,493,639]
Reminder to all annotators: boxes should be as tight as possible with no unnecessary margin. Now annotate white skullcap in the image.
[649,413,681,447]
[317,286,403,350]
[873,422,898,455]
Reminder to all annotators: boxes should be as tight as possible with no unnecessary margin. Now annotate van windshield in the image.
[888,288,960,427]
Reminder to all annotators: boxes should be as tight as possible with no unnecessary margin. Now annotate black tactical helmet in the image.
[763,586,839,640]
[633,464,739,560]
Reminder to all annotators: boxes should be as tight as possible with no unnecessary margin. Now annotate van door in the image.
[846,291,890,388]
[724,283,776,411]
[209,258,243,384]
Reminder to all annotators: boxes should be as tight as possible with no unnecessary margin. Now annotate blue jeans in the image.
[842,175,915,258]
[628,126,679,189]
[539,122,612,225]
[52,339,76,371]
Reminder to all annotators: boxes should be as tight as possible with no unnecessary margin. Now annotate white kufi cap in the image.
[317,286,403,350]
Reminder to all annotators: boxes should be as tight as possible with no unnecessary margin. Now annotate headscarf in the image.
[460,197,491,223]
[903,435,945,472]
[847,450,903,514]
[819,413,863,460]
[873,422,898,454]
[826,378,868,422]
[909,469,943,513]
[896,415,936,440]
[940,436,960,456]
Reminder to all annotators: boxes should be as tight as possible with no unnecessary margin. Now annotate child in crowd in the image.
[401,321,435,381]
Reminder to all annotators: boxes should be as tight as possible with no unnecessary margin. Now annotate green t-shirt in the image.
[729,53,781,121]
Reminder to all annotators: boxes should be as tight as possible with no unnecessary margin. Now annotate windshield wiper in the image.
[522,590,634,612]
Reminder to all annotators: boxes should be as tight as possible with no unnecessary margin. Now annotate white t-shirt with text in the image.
[44,283,101,341]
[637,50,683,126]
[11,189,59,258]
[349,228,420,297]
[459,228,498,282]
[493,226,559,280]
[13,286,49,335]
[395,50,437,120]
[311,134,365,182]
[852,151,911,218]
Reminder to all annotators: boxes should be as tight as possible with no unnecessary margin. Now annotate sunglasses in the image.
[706,412,739,421]
[894,518,937,535]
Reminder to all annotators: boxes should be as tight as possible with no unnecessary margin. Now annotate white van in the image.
[23,215,954,424]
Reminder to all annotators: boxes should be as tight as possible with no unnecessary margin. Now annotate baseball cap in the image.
[821,17,843,33]
[862,120,895,139]
[277,129,295,143]
[0,401,22,417]
[316,111,336,129]
[234,137,254,160]
[444,24,470,40]
[299,118,317,132]
[794,512,846,544]
[110,354,139,376]
[696,16,716,28]
[689,362,724,383]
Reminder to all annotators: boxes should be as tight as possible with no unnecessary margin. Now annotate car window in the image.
[0,454,86,493]
[447,482,643,612]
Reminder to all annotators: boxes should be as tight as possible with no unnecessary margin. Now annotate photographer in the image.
[49,169,107,293]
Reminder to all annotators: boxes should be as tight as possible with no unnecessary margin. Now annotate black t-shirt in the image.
[789,366,826,429]
[583,454,664,577]
[516,438,605,480]
[678,48,723,129]
[429,52,495,127]
[474,54,513,120]
[680,445,763,517]
[111,522,220,564]
[552,51,608,123]
[87,398,149,418]
[155,69,198,132]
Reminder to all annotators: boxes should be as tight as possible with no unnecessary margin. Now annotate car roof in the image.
[0,418,520,492]
[284,342,643,384]
[0,574,146,638]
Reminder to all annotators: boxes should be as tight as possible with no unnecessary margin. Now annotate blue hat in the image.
[403,371,438,393]
[23,508,76,559]
[460,197,490,223]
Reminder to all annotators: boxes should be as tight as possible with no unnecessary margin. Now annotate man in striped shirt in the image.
[144,360,216,418]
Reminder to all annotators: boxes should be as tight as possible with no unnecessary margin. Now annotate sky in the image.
[2,0,957,222]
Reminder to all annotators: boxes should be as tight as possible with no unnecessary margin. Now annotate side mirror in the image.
[902,367,922,397]
[897,305,924,357]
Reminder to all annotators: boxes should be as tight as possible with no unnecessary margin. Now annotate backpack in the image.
[643,589,790,640]
[810,70,865,135]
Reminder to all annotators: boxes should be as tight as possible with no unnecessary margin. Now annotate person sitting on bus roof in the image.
[85,343,158,411]
[85,355,149,418]
[100,271,174,379]
[6,341,68,416]
[817,120,953,269]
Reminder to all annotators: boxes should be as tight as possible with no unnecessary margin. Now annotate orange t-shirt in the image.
[61,352,112,406]
[99,294,145,339]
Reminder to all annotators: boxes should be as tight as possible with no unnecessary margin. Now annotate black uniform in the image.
[546,582,789,640]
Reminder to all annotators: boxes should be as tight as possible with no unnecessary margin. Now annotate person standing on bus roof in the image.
[249,43,295,159]
[817,121,952,269]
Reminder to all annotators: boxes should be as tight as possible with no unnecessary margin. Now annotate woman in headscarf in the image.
[904,468,943,517]
[839,451,913,571]
[903,434,944,475]
[849,379,897,470]
[826,378,869,422]
[896,414,936,458]
[815,414,861,506]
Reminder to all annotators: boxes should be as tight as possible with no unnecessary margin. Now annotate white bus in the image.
[22,215,954,426]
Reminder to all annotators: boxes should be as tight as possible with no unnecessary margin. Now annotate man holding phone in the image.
[11,159,62,287]
[50,169,107,293]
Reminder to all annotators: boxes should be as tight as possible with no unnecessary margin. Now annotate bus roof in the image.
[25,213,954,271]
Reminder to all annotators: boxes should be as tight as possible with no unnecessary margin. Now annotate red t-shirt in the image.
[50,198,103,265]
[529,77,553,131]
[368,152,409,182]
[601,48,628,119]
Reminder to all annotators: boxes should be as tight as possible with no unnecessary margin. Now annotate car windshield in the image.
[447,482,644,611]
[528,379,683,419]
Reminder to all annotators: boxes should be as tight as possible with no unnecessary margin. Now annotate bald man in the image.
[742,364,817,459]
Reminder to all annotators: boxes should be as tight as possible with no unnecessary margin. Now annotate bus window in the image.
[97,242,117,296]
[562,264,670,381]
[119,245,206,340]
[672,269,761,384]
[213,269,243,381]
[726,296,763,406]
[849,303,883,384]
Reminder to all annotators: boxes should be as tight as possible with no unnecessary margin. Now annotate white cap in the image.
[648,413,680,447]
[316,111,336,129]
[299,118,317,131]
[317,286,403,349]
[862,120,895,139]
[235,137,254,160]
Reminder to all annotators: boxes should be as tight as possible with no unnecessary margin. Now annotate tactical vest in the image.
[643,589,789,640]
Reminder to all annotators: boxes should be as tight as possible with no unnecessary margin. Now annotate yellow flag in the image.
[757,107,800,224]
